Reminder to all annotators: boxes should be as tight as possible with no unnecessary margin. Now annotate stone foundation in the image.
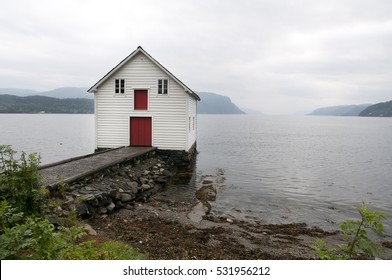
[156,143,197,168]
[50,145,199,219]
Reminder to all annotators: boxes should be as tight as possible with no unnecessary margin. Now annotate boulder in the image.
[127,181,139,194]
[97,193,111,206]
[106,202,116,212]
[196,184,217,201]
[141,184,153,191]
[97,207,107,215]
[76,203,91,219]
[163,169,172,178]
[83,224,97,236]
[119,192,134,202]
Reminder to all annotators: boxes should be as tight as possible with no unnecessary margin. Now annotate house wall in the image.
[186,96,197,151]
[95,52,191,151]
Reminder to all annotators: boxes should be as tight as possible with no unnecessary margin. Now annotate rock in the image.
[140,177,149,184]
[141,184,152,191]
[106,202,116,212]
[83,224,97,236]
[82,194,99,207]
[115,201,123,209]
[163,170,172,177]
[97,193,111,206]
[155,176,168,184]
[98,207,107,214]
[76,203,91,219]
[127,181,139,194]
[119,192,134,202]
[143,170,150,175]
[187,202,210,223]
[125,204,134,210]
[196,184,217,201]
[64,194,74,202]
[226,218,233,223]
[109,189,118,200]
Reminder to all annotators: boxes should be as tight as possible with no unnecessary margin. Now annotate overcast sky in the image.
[1,0,392,114]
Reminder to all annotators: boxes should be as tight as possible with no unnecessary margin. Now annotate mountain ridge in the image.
[0,87,92,99]
[309,104,371,116]
[0,94,93,114]
[197,92,245,114]
[359,100,392,117]
[0,88,244,115]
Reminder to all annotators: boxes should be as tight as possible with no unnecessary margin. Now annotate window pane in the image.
[163,79,168,94]
[120,79,125,93]
[158,79,162,94]
[115,79,119,93]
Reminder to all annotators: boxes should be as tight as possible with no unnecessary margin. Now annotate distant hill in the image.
[309,104,371,116]
[0,95,93,114]
[0,87,92,99]
[0,88,244,115]
[359,100,392,117]
[197,92,245,114]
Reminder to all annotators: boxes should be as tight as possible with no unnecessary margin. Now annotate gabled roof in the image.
[87,46,200,101]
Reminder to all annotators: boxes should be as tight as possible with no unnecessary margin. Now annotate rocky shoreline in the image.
[49,153,392,260]
[49,152,175,219]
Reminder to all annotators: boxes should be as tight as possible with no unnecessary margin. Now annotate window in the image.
[115,79,125,94]
[158,79,168,94]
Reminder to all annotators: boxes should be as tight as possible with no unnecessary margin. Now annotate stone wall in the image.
[50,148,196,219]
[156,143,197,168]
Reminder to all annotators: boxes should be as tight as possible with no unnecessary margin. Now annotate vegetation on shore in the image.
[0,145,145,260]
[312,202,387,259]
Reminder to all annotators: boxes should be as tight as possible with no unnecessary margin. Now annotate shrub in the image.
[0,145,46,216]
[0,145,146,260]
[312,202,386,259]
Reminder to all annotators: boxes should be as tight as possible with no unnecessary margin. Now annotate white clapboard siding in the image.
[186,96,197,150]
[92,49,198,151]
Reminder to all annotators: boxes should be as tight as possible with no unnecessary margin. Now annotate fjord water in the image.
[196,115,392,234]
[0,114,95,164]
[0,114,391,234]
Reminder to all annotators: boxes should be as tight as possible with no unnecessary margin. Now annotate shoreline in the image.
[86,196,337,259]
[53,153,392,260]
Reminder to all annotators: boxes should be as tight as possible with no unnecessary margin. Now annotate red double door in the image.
[130,117,152,147]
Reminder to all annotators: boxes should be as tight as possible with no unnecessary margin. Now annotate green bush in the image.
[0,145,46,216]
[312,202,386,259]
[60,241,148,260]
[0,145,146,260]
[0,213,147,260]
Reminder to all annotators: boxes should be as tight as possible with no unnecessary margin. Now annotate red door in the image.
[130,117,152,146]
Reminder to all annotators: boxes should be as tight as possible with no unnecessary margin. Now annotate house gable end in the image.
[88,46,200,101]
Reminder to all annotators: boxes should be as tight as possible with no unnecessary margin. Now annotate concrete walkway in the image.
[39,146,156,188]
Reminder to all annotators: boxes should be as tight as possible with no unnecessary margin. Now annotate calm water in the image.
[0,114,95,164]
[0,114,391,234]
[195,115,392,235]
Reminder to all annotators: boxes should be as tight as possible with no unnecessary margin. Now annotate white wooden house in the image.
[88,46,200,156]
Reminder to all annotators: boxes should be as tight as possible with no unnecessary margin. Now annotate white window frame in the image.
[115,79,125,94]
[157,79,169,95]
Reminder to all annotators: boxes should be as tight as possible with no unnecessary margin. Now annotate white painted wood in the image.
[90,47,199,152]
